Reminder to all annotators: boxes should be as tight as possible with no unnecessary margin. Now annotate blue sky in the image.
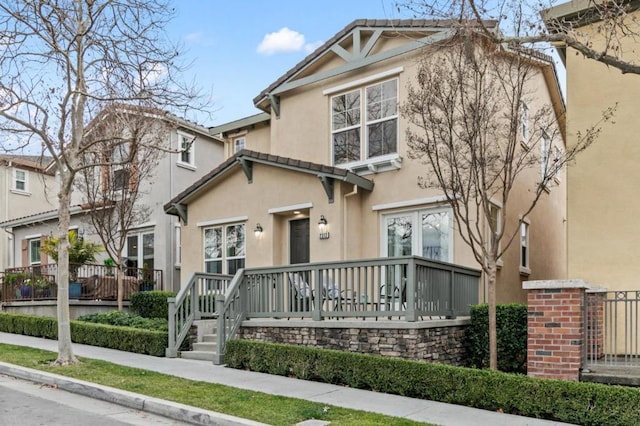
[167,0,402,127]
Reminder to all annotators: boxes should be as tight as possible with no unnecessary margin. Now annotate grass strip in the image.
[0,343,431,426]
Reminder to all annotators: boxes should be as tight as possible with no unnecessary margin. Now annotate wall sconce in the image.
[254,223,263,238]
[318,215,330,240]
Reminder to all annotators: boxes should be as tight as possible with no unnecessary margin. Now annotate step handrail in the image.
[214,268,246,364]
[166,272,231,358]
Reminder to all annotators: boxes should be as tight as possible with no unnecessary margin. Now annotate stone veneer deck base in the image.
[238,318,470,365]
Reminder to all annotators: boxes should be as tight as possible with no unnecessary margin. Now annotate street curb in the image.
[0,361,267,426]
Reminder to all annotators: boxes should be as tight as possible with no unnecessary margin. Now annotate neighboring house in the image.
[169,19,568,304]
[1,108,225,293]
[544,2,640,291]
[0,155,56,271]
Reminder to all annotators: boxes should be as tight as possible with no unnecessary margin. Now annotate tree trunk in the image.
[54,182,78,365]
[486,260,498,370]
[117,262,123,311]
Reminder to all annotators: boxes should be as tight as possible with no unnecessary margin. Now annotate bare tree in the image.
[78,105,172,311]
[402,31,614,370]
[0,1,203,365]
[397,0,640,75]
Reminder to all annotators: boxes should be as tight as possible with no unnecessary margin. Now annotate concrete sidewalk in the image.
[0,332,574,426]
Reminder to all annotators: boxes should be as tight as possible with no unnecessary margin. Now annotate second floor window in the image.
[331,78,398,165]
[179,133,195,166]
[13,169,28,192]
[29,238,41,265]
[234,137,245,153]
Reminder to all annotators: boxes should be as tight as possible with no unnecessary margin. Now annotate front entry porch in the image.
[166,255,481,363]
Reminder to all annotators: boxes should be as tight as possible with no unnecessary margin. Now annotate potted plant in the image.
[5,272,29,298]
[33,275,52,298]
[104,258,116,276]
[41,230,103,298]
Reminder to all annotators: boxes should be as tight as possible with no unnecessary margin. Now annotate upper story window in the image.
[13,168,28,193]
[520,102,529,143]
[331,78,398,166]
[178,132,196,168]
[111,141,131,191]
[234,137,245,153]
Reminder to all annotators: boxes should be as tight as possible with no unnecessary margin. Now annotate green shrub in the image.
[0,312,166,356]
[465,303,528,373]
[77,311,168,332]
[130,290,176,319]
[226,340,640,426]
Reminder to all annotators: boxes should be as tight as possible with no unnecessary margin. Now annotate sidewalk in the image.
[0,332,574,426]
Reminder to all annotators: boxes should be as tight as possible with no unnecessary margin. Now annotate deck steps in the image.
[179,320,218,362]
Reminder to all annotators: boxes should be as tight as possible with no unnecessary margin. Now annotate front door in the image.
[290,218,310,264]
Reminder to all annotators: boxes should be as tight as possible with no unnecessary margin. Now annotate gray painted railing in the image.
[166,272,231,357]
[211,256,480,364]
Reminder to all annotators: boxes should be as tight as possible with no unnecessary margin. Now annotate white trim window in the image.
[29,238,41,265]
[111,141,131,191]
[331,78,398,165]
[13,168,28,192]
[178,132,195,168]
[234,137,245,153]
[520,102,529,143]
[520,221,530,273]
[204,223,245,275]
[383,207,452,263]
[541,132,551,180]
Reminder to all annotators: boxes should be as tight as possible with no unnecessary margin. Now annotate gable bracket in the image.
[318,174,335,204]
[269,94,281,119]
[172,203,188,225]
[238,157,253,183]
[358,29,382,59]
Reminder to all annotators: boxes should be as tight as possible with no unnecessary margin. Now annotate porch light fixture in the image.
[254,223,263,237]
[318,215,330,240]
[318,215,328,230]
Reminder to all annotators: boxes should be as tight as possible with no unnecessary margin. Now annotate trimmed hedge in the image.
[226,340,640,426]
[130,290,176,319]
[77,311,168,332]
[0,312,166,356]
[465,303,528,373]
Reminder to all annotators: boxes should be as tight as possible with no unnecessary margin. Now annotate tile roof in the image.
[164,149,374,213]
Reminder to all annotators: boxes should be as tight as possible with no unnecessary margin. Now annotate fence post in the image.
[524,279,590,381]
[166,297,177,358]
[406,258,416,322]
[313,268,322,321]
[213,294,225,365]
[193,275,201,320]
[447,269,455,319]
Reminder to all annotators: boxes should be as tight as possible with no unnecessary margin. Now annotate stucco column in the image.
[524,279,590,381]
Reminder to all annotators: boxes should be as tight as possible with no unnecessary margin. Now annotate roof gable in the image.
[254,19,497,112]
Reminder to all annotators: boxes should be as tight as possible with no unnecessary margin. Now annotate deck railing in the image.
[1,263,163,303]
[166,256,481,363]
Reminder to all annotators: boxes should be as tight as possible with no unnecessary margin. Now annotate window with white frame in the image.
[204,223,245,275]
[111,141,131,191]
[178,132,195,167]
[520,102,529,143]
[520,221,530,272]
[383,207,452,262]
[234,137,245,153]
[541,132,550,180]
[29,238,41,265]
[13,169,28,192]
[331,78,398,165]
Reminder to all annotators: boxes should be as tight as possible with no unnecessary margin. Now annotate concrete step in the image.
[180,350,216,362]
[192,342,217,352]
[202,334,217,343]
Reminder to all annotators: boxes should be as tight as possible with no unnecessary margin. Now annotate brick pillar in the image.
[524,280,590,381]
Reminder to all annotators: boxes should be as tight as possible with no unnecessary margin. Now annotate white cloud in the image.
[257,27,306,55]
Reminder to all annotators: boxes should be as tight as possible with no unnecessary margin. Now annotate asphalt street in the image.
[0,374,189,426]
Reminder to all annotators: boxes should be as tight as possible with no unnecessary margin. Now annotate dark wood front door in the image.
[289,218,310,264]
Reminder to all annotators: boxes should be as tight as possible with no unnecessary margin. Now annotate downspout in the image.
[343,185,358,259]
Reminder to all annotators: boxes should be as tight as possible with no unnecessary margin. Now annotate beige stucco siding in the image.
[565,38,640,290]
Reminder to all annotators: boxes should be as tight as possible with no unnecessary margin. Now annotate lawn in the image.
[0,343,432,426]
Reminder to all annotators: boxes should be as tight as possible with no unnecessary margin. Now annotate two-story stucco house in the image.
[0,155,56,271]
[1,108,225,293]
[166,19,568,304]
